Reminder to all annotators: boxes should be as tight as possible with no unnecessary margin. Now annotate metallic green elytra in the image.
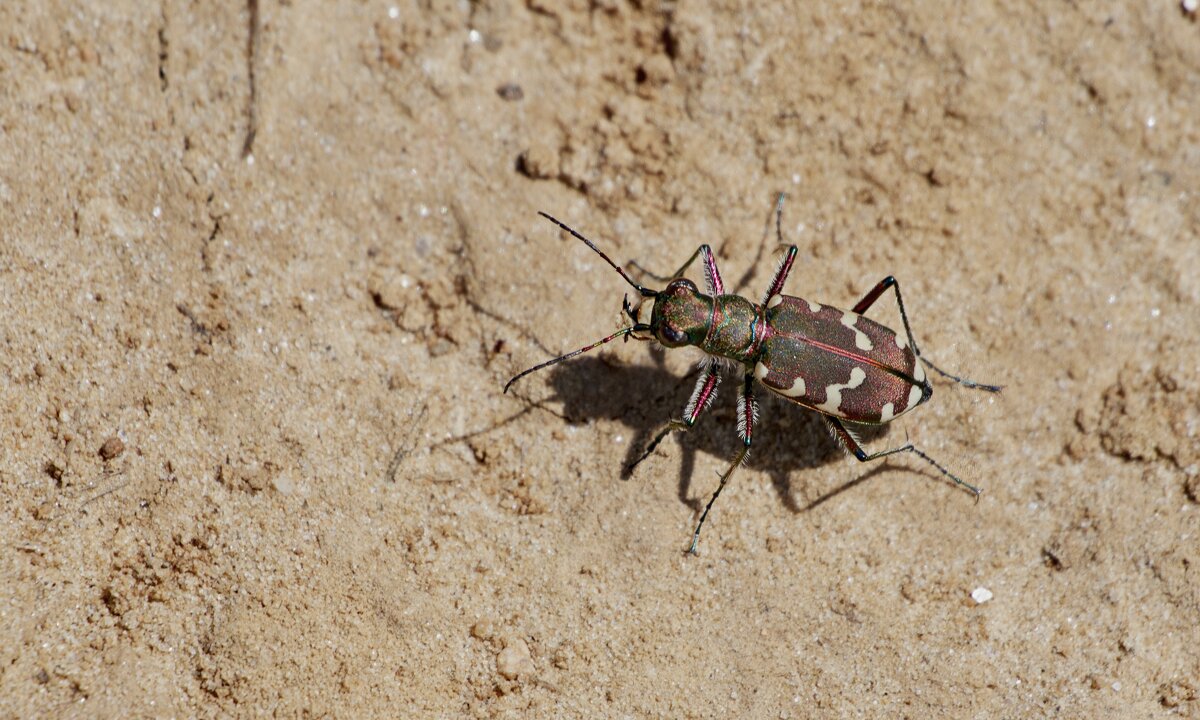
[506,199,1001,555]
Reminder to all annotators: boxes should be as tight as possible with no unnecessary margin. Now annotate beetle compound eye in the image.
[669,278,697,295]
[659,323,687,346]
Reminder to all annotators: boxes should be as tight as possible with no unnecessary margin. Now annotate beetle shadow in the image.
[542,356,893,516]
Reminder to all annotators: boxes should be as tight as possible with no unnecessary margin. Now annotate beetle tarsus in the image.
[919,357,1003,393]
[828,419,984,498]
[628,418,689,474]
[688,445,749,556]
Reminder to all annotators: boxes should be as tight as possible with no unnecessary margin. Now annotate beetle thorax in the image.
[702,295,763,363]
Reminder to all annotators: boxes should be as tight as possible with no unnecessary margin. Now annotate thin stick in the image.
[241,0,260,158]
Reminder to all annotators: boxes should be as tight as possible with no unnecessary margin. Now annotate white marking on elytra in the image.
[816,366,867,415]
[913,360,926,382]
[767,294,783,309]
[895,331,909,350]
[879,402,895,422]
[805,299,822,313]
[841,311,874,351]
[777,375,806,398]
[907,382,923,410]
[754,361,769,380]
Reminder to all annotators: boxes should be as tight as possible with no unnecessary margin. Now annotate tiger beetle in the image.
[505,196,1001,555]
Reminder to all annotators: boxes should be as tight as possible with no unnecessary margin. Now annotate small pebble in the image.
[99,436,125,460]
[971,586,994,604]
[496,83,524,101]
[517,140,559,179]
[496,637,535,680]
[272,473,295,495]
[471,619,495,640]
[44,461,64,482]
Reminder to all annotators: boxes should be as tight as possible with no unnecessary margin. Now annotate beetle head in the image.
[505,213,711,393]
[649,278,711,348]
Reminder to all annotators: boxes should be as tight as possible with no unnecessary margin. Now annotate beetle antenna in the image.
[505,324,651,393]
[538,212,658,298]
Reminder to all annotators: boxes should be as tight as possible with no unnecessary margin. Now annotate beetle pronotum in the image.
[506,197,1001,554]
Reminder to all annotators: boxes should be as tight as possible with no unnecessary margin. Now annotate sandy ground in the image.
[2,1,1198,717]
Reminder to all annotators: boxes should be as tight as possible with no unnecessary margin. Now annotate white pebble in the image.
[971,586,994,604]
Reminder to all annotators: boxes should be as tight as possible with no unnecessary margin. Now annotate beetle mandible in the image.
[505,196,1001,555]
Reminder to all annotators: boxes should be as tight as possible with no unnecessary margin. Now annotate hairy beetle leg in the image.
[628,244,726,297]
[688,372,757,555]
[628,419,689,474]
[628,364,721,474]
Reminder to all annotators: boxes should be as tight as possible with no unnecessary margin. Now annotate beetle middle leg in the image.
[852,276,1002,393]
[825,416,981,498]
[627,362,721,473]
[759,193,801,301]
[688,371,757,555]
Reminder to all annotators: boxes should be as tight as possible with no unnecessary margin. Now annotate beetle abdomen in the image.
[753,295,928,423]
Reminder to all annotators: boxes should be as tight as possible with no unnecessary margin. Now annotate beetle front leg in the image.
[629,245,726,296]
[687,371,757,555]
[825,417,981,498]
[852,276,1002,393]
[627,362,721,473]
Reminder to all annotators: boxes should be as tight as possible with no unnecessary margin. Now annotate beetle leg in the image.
[627,248,699,283]
[758,193,799,301]
[627,362,721,473]
[762,246,798,302]
[687,371,757,555]
[851,276,1002,393]
[699,245,726,295]
[825,417,982,498]
[629,245,725,296]
[850,275,897,316]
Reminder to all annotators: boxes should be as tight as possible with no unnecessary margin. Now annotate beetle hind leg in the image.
[852,276,1002,394]
[825,417,981,499]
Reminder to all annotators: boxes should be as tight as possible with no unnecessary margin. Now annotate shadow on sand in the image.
[536,353,899,516]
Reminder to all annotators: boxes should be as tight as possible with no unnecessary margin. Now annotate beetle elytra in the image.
[505,197,1001,554]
